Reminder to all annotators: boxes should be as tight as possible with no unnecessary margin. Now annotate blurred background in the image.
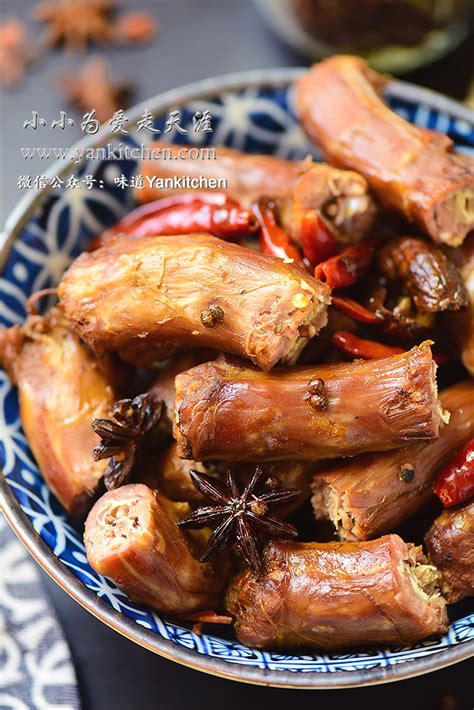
[0,1,473,709]
[0,0,473,225]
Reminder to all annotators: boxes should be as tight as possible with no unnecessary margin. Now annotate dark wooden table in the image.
[1,2,473,708]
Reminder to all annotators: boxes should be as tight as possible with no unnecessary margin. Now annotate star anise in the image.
[59,56,130,122]
[0,18,33,87]
[92,392,162,490]
[177,465,299,572]
[32,0,116,51]
[112,12,157,44]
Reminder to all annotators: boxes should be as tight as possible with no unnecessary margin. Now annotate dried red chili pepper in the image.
[332,331,404,360]
[300,209,336,267]
[91,193,257,249]
[315,242,374,289]
[333,331,448,364]
[331,295,383,324]
[126,200,257,240]
[434,438,474,508]
[253,198,304,265]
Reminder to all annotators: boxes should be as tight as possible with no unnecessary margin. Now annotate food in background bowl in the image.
[255,0,470,72]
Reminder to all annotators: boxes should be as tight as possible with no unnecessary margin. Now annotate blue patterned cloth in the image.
[0,515,81,710]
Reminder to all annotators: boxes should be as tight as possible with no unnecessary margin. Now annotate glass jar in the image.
[255,0,471,73]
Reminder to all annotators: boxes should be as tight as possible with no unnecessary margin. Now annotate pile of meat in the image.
[1,56,473,652]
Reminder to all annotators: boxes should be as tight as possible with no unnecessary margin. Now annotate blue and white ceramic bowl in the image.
[1,69,473,688]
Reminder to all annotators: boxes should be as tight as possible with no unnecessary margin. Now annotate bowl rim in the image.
[1,67,473,690]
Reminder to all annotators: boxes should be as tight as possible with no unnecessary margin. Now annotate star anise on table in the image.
[32,0,116,52]
[0,18,34,88]
[59,56,130,122]
[177,465,300,572]
[92,392,162,490]
[112,12,158,45]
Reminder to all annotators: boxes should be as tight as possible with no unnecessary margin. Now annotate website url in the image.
[20,143,217,165]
